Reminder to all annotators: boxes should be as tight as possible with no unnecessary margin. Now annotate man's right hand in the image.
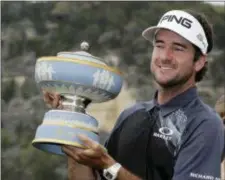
[42,90,62,109]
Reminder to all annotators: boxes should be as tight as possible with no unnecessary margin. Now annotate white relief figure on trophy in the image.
[92,70,102,88]
[92,69,115,91]
[106,73,115,91]
[35,61,55,82]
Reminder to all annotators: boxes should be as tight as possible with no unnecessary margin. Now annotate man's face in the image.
[151,29,197,88]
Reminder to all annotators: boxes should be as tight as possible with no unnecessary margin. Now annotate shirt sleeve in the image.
[173,118,224,180]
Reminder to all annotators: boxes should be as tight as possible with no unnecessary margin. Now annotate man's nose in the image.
[160,47,173,61]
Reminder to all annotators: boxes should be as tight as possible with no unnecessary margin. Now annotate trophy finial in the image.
[80,41,89,51]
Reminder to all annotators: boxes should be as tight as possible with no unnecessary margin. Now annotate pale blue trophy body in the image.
[32,42,123,155]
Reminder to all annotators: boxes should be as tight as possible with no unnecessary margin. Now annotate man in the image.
[43,9,224,180]
[215,95,225,179]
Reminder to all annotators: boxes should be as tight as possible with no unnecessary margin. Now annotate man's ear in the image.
[195,55,207,72]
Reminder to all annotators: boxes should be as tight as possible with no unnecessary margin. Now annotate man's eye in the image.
[155,44,164,48]
[174,47,184,51]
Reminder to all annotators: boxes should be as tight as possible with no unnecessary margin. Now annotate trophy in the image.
[32,42,123,155]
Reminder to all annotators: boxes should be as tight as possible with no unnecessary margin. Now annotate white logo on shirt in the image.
[190,172,220,180]
[153,127,174,141]
[159,127,174,136]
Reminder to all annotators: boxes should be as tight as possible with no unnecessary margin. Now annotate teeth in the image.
[161,67,172,70]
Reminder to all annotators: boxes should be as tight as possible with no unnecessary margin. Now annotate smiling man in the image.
[44,9,225,180]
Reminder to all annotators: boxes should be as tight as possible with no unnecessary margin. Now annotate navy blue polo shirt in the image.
[104,87,224,180]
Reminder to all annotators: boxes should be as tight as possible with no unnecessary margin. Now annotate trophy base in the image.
[32,110,99,155]
[32,139,87,155]
[32,127,99,155]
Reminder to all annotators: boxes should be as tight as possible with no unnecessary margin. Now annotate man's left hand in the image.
[62,134,116,169]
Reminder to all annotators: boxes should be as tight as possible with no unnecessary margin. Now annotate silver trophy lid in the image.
[74,41,91,56]
[57,41,106,65]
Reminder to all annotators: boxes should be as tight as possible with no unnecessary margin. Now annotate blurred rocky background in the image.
[1,1,225,180]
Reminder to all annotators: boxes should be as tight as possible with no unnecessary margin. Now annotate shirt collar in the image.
[145,87,198,116]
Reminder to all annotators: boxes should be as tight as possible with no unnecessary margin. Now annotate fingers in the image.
[78,135,108,158]
[78,134,99,149]
[62,146,92,165]
[82,149,102,158]
[42,90,61,109]
[52,93,60,108]
[62,141,111,169]
[62,136,107,159]
[78,134,108,153]
[43,90,52,104]
[62,146,81,161]
[63,145,99,159]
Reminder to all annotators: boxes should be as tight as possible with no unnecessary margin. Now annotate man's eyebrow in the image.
[173,42,187,49]
[154,39,188,49]
[154,39,164,44]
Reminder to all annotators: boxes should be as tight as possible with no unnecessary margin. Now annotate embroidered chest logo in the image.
[153,109,187,143]
[153,127,174,141]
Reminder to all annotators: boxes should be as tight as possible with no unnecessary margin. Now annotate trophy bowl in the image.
[32,42,123,155]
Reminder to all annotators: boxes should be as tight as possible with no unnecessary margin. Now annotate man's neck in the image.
[157,81,195,105]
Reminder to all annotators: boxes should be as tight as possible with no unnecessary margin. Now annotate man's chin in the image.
[153,72,193,89]
[155,79,181,89]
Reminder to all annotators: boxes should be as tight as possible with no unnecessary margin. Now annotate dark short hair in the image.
[184,9,214,82]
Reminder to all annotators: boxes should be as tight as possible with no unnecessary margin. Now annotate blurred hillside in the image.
[1,2,225,180]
